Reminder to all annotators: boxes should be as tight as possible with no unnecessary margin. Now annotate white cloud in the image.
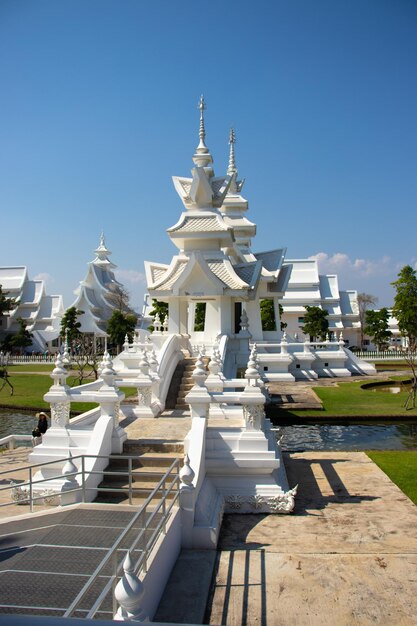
[115,269,146,285]
[34,272,54,284]
[309,252,392,278]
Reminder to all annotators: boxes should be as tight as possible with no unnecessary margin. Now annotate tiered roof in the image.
[71,234,125,335]
[0,266,64,350]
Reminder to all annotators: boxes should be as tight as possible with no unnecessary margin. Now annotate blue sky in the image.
[1,0,416,310]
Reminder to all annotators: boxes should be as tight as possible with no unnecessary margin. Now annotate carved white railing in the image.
[156,334,183,408]
[0,434,32,450]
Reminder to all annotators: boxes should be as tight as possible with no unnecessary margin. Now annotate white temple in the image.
[280,259,361,346]
[27,100,380,619]
[71,234,129,339]
[144,97,375,379]
[0,266,64,352]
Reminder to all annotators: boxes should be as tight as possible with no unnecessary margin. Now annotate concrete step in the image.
[108,453,179,469]
[123,441,184,455]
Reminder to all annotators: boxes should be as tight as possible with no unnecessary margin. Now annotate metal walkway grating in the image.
[0,504,157,618]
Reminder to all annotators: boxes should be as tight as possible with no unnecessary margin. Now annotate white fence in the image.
[353,350,411,361]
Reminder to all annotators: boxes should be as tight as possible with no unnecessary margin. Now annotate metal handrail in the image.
[0,453,180,513]
[63,457,180,619]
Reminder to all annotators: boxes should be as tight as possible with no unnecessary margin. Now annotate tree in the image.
[260,299,276,331]
[70,335,101,385]
[106,285,134,314]
[60,307,84,344]
[364,308,391,351]
[194,302,206,331]
[392,265,417,409]
[148,299,169,332]
[279,303,287,332]
[0,285,17,347]
[302,306,329,342]
[357,293,378,349]
[9,317,33,354]
[0,284,16,317]
[107,310,137,353]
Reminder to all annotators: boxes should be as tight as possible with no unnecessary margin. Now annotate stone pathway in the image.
[267,383,322,409]
[207,451,417,626]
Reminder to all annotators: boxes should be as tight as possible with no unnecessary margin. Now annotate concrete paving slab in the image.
[207,452,417,626]
[154,549,217,625]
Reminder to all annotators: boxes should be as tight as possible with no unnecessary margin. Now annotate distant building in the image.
[279,259,361,346]
[0,266,64,352]
[71,234,135,344]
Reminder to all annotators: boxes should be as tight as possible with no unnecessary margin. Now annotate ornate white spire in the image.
[226,128,244,194]
[192,95,213,168]
[94,232,112,262]
[227,128,237,176]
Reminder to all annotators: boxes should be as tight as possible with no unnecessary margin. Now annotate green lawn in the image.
[288,379,416,417]
[0,373,136,413]
[367,451,417,505]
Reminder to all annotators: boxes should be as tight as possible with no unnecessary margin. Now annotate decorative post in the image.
[44,353,71,429]
[185,352,211,418]
[153,313,161,334]
[133,350,158,417]
[114,551,148,622]
[162,315,169,333]
[60,452,81,505]
[281,331,288,355]
[62,331,71,368]
[179,453,196,548]
[123,334,130,352]
[206,348,224,392]
[98,351,126,453]
[240,346,266,432]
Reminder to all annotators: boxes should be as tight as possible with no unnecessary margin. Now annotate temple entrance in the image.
[234,302,242,334]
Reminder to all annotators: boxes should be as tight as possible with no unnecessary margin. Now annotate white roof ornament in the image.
[94,232,112,262]
[227,128,237,176]
[192,95,213,169]
[227,128,245,194]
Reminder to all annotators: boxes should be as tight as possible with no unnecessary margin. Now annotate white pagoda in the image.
[144,97,375,380]
[145,98,290,373]
[71,234,127,342]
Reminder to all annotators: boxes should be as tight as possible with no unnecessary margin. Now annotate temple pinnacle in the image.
[227,128,237,176]
[196,95,208,154]
[193,95,213,167]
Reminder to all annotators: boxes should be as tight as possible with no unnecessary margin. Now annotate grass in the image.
[367,451,417,505]
[0,374,136,413]
[287,378,416,418]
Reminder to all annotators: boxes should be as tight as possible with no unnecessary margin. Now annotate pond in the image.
[1,409,417,452]
[0,408,38,439]
[277,422,417,452]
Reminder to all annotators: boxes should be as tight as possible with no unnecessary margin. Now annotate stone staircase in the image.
[95,440,183,506]
[174,357,197,410]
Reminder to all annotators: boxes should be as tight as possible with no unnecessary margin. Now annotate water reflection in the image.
[0,409,36,438]
[278,422,417,451]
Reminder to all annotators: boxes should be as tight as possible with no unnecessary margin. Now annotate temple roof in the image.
[146,253,260,297]
[167,214,230,234]
[254,248,286,274]
[0,266,27,292]
[148,259,189,291]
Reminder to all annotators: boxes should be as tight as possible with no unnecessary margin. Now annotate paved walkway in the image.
[207,452,417,626]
